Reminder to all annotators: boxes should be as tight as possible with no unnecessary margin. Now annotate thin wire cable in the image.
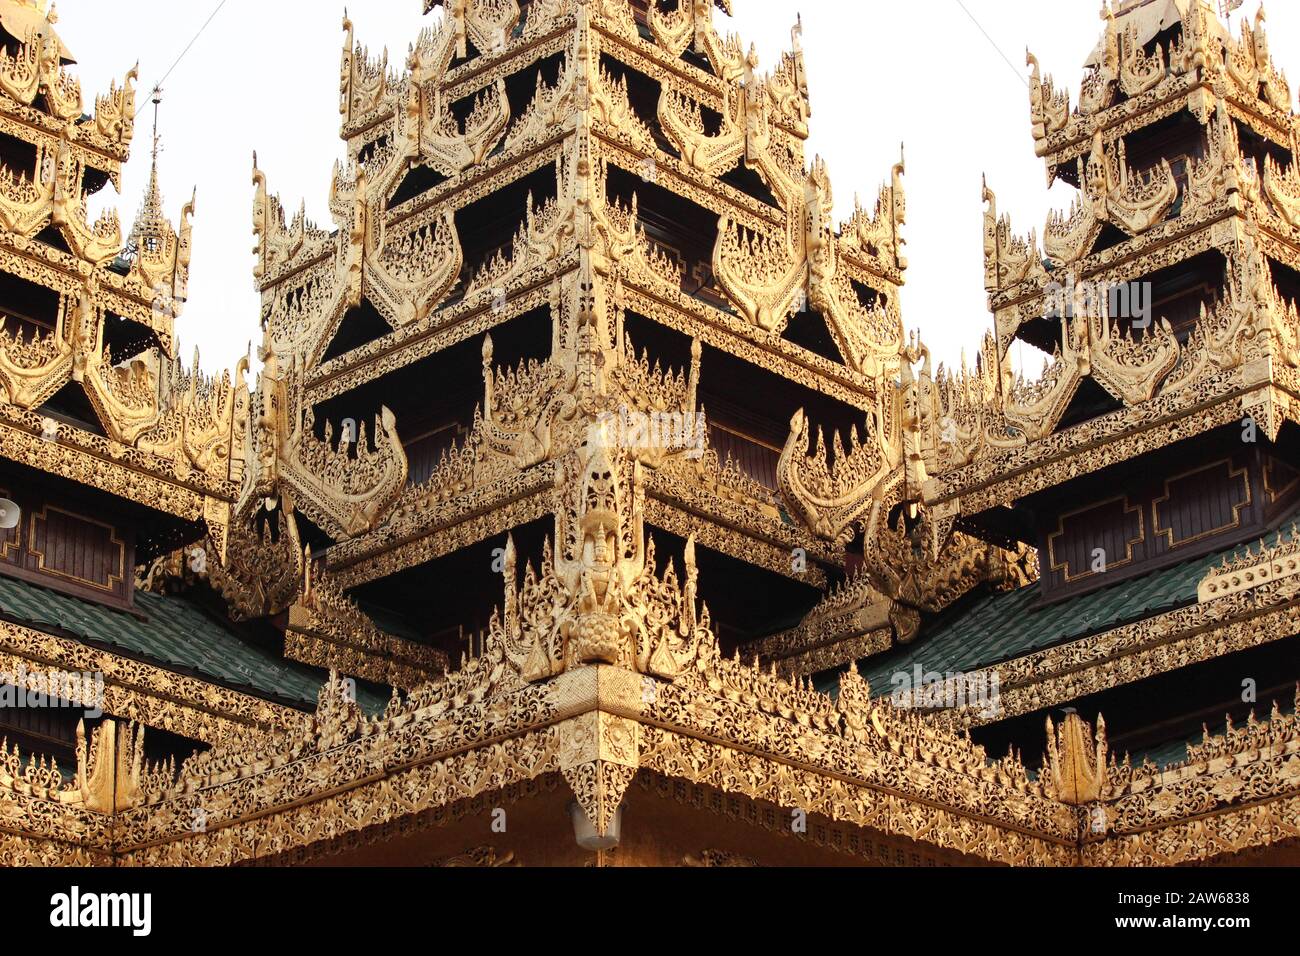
[150,0,230,97]
[953,0,1028,89]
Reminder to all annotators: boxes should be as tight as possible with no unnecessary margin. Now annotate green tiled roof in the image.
[846,515,1300,699]
[0,574,384,711]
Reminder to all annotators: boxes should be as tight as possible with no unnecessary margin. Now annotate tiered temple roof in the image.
[1,0,1298,867]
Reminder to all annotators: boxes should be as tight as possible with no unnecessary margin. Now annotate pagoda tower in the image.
[821,0,1300,864]
[238,0,1013,687]
[0,0,257,796]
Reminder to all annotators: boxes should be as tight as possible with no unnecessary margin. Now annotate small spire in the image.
[128,85,169,253]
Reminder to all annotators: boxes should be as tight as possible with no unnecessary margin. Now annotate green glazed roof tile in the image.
[0,574,386,712]
[849,510,1300,699]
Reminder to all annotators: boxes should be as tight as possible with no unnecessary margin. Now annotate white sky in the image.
[56,0,1300,376]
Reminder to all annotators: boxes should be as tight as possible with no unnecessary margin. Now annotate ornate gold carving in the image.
[0,9,136,152]
[683,848,758,866]
[1,736,76,803]
[75,720,151,813]
[1043,712,1108,805]
[1081,131,1178,236]
[5,0,1300,872]
[1027,51,1069,147]
[560,711,639,837]
[434,846,519,866]
[288,564,448,690]
[983,180,1045,293]
[122,162,193,309]
[778,408,889,546]
[339,14,389,128]
[0,618,307,744]
[238,337,407,541]
[0,299,72,409]
[1118,18,1165,97]
[1078,6,1119,117]
[426,0,522,60]
[399,26,510,177]
[205,501,305,622]
[1199,522,1300,604]
[1184,99,1249,219]
[1225,6,1291,112]
[1262,150,1300,230]
[504,443,716,681]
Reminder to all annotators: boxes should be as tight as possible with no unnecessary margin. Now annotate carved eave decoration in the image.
[0,402,239,541]
[640,1,901,371]
[744,574,897,676]
[340,1,588,146]
[8,621,1300,866]
[1,607,309,745]
[339,13,394,134]
[752,522,1036,678]
[324,457,557,591]
[287,564,448,690]
[1091,689,1300,865]
[251,156,332,289]
[931,148,1300,511]
[499,440,717,682]
[1044,712,1108,805]
[983,97,1250,320]
[1198,521,1300,604]
[120,166,195,321]
[0,289,72,409]
[778,407,892,548]
[3,422,1298,866]
[1262,147,1300,232]
[398,24,511,179]
[0,13,136,162]
[236,338,407,544]
[317,264,829,589]
[0,265,244,512]
[909,519,1300,733]
[333,160,463,338]
[0,130,135,273]
[0,22,241,498]
[290,15,888,408]
[423,0,522,60]
[253,139,467,364]
[505,7,656,156]
[462,136,683,317]
[205,498,306,622]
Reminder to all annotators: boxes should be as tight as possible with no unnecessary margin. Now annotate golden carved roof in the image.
[1084,0,1227,68]
[2,0,1299,869]
[0,0,73,62]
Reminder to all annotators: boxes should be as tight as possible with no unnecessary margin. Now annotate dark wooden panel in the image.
[0,481,134,608]
[708,423,779,490]
[1264,456,1300,514]
[1036,445,1299,605]
[1153,459,1250,551]
[1047,497,1144,583]
[28,506,126,593]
